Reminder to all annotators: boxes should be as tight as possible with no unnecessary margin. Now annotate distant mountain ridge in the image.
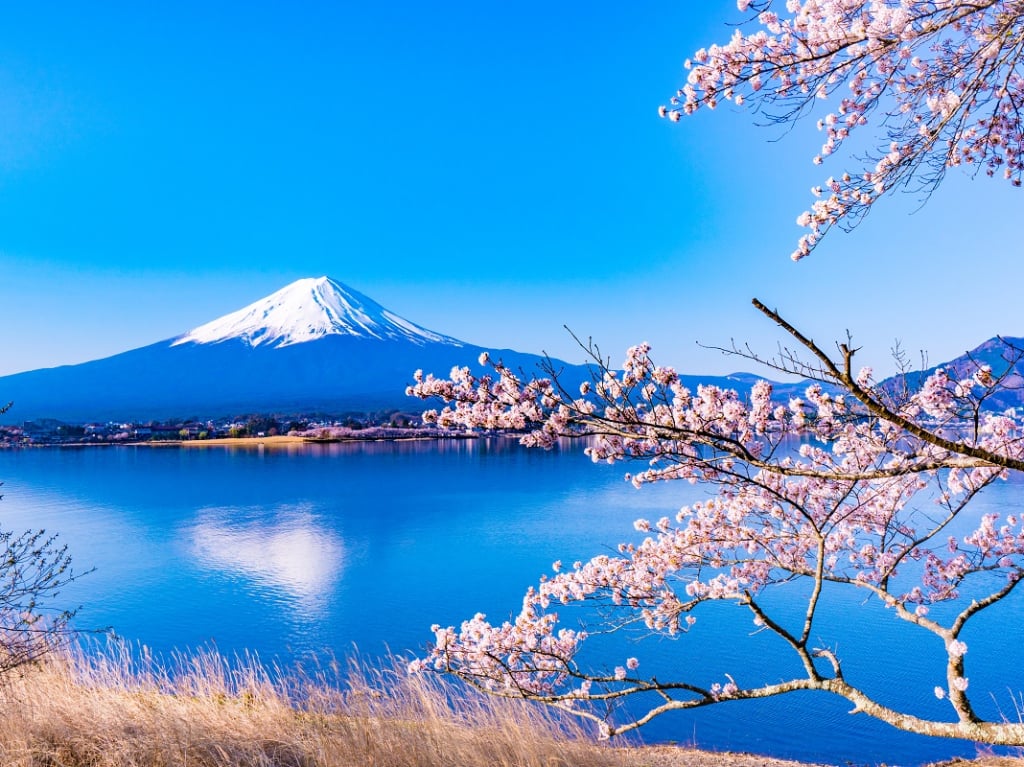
[0,277,1017,423]
[883,335,1024,412]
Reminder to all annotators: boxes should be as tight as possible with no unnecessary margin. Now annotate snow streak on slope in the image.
[172,277,463,349]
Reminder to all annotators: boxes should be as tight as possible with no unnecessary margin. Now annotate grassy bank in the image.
[0,641,615,767]
[0,641,1009,767]
[0,641,744,767]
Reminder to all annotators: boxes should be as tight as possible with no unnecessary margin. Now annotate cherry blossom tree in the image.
[0,526,81,673]
[407,0,1024,747]
[0,403,84,673]
[409,310,1024,744]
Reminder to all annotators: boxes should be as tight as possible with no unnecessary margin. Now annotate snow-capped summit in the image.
[172,276,462,349]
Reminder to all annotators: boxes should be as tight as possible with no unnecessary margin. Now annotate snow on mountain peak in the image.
[172,277,463,349]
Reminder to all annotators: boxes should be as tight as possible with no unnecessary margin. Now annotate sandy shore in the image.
[153,435,310,447]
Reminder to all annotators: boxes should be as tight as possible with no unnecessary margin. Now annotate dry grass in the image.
[0,640,626,767]
[0,640,1015,767]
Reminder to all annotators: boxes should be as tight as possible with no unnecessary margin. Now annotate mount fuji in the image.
[0,277,588,423]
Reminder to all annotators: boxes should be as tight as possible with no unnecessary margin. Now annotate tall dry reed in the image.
[0,639,626,767]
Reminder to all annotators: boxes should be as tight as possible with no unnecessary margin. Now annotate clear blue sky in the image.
[1,2,1020,378]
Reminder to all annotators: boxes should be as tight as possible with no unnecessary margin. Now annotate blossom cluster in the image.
[661,1,1024,259]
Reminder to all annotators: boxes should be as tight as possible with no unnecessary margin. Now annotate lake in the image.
[0,440,1022,766]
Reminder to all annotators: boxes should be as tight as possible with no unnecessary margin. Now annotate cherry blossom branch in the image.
[752,298,1024,472]
[664,0,1023,259]
[742,591,822,679]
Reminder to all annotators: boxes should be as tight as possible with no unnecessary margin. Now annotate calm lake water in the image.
[0,440,1022,766]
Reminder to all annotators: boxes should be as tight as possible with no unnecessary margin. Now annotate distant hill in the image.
[879,336,1024,413]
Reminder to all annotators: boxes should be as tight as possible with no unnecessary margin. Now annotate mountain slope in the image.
[0,335,533,422]
[0,278,579,422]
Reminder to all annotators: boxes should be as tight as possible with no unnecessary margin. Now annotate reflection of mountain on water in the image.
[187,505,344,609]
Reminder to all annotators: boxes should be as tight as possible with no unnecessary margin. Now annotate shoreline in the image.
[6,432,490,449]
[160,433,479,447]
[158,435,309,447]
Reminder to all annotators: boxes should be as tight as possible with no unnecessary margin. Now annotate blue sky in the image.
[1,2,1020,379]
